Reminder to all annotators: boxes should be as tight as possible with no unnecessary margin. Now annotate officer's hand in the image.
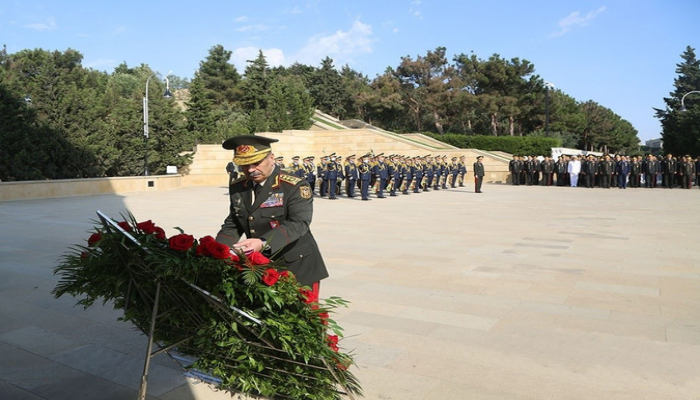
[234,238,264,253]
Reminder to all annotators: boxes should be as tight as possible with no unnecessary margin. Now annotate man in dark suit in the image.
[216,135,329,294]
[661,154,676,188]
[509,155,521,186]
[615,156,631,189]
[473,156,485,193]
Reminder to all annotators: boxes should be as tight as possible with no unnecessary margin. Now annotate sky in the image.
[1,0,699,142]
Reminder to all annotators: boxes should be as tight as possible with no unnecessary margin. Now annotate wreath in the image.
[53,211,362,399]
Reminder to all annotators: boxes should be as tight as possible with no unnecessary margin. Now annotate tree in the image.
[309,57,346,118]
[655,46,700,156]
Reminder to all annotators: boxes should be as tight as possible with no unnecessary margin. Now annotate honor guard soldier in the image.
[325,153,340,199]
[290,155,305,178]
[358,154,372,200]
[424,155,434,190]
[344,154,358,197]
[401,157,413,194]
[274,156,286,169]
[432,156,442,190]
[335,155,344,196]
[372,153,389,198]
[458,155,467,187]
[450,157,460,187]
[440,155,449,189]
[303,156,317,193]
[318,155,329,196]
[412,157,423,193]
[388,155,400,196]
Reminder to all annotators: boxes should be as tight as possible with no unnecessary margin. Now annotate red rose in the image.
[136,220,156,234]
[248,252,270,265]
[87,232,102,247]
[196,236,217,256]
[262,268,280,286]
[117,221,133,232]
[319,312,330,326]
[326,335,339,352]
[205,240,231,260]
[153,227,166,240]
[280,270,291,280]
[169,234,194,251]
[299,288,317,304]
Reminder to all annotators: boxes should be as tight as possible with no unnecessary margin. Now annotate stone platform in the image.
[1,183,699,399]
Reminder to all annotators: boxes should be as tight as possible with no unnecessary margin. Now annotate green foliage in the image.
[428,134,560,156]
[656,46,700,156]
[53,213,362,399]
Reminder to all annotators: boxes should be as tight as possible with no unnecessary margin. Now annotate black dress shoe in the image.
[377,196,387,198]
[362,198,371,201]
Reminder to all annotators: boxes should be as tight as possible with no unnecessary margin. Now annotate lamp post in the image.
[143,72,172,176]
[544,82,555,136]
[680,90,700,111]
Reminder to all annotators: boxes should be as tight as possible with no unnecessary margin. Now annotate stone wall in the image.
[0,130,510,201]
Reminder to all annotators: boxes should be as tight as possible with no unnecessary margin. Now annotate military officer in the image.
[509,155,521,186]
[290,155,304,178]
[216,135,329,291]
[473,156,485,193]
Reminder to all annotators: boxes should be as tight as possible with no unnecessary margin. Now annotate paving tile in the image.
[2,184,700,399]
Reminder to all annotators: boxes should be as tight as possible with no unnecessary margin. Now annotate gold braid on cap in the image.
[234,144,270,165]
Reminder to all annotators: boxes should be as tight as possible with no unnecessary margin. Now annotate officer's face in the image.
[242,153,275,183]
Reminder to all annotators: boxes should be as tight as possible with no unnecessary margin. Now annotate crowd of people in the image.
[508,153,699,189]
[265,153,485,200]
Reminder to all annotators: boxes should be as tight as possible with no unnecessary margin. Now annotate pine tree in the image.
[655,46,700,156]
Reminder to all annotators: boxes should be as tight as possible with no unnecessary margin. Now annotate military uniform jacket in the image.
[216,166,329,286]
[473,161,485,177]
[358,162,372,181]
[345,162,359,180]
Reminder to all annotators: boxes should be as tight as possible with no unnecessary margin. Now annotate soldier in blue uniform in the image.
[412,157,423,193]
[344,154,358,198]
[303,156,316,192]
[373,153,389,198]
[388,155,401,196]
[401,157,413,194]
[318,156,328,196]
[358,154,372,200]
[325,154,340,199]
[458,155,467,187]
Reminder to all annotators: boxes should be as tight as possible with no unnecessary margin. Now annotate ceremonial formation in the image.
[507,153,700,189]
[263,152,481,199]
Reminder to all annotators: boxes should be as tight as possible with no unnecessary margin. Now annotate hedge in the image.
[425,134,561,156]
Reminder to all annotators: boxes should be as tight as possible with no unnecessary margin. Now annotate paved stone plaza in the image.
[1,183,699,399]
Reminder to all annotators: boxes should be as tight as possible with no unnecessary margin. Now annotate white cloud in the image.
[409,0,423,19]
[231,47,286,72]
[296,20,373,66]
[24,16,56,31]
[551,6,606,37]
[234,16,248,23]
[284,6,302,14]
[236,24,272,33]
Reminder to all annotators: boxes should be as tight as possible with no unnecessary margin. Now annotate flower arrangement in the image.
[53,212,362,399]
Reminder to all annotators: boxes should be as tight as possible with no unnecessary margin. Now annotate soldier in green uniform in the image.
[216,135,329,293]
[473,156,485,193]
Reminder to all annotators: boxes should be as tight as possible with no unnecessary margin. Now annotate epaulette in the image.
[230,176,247,186]
[280,174,303,185]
